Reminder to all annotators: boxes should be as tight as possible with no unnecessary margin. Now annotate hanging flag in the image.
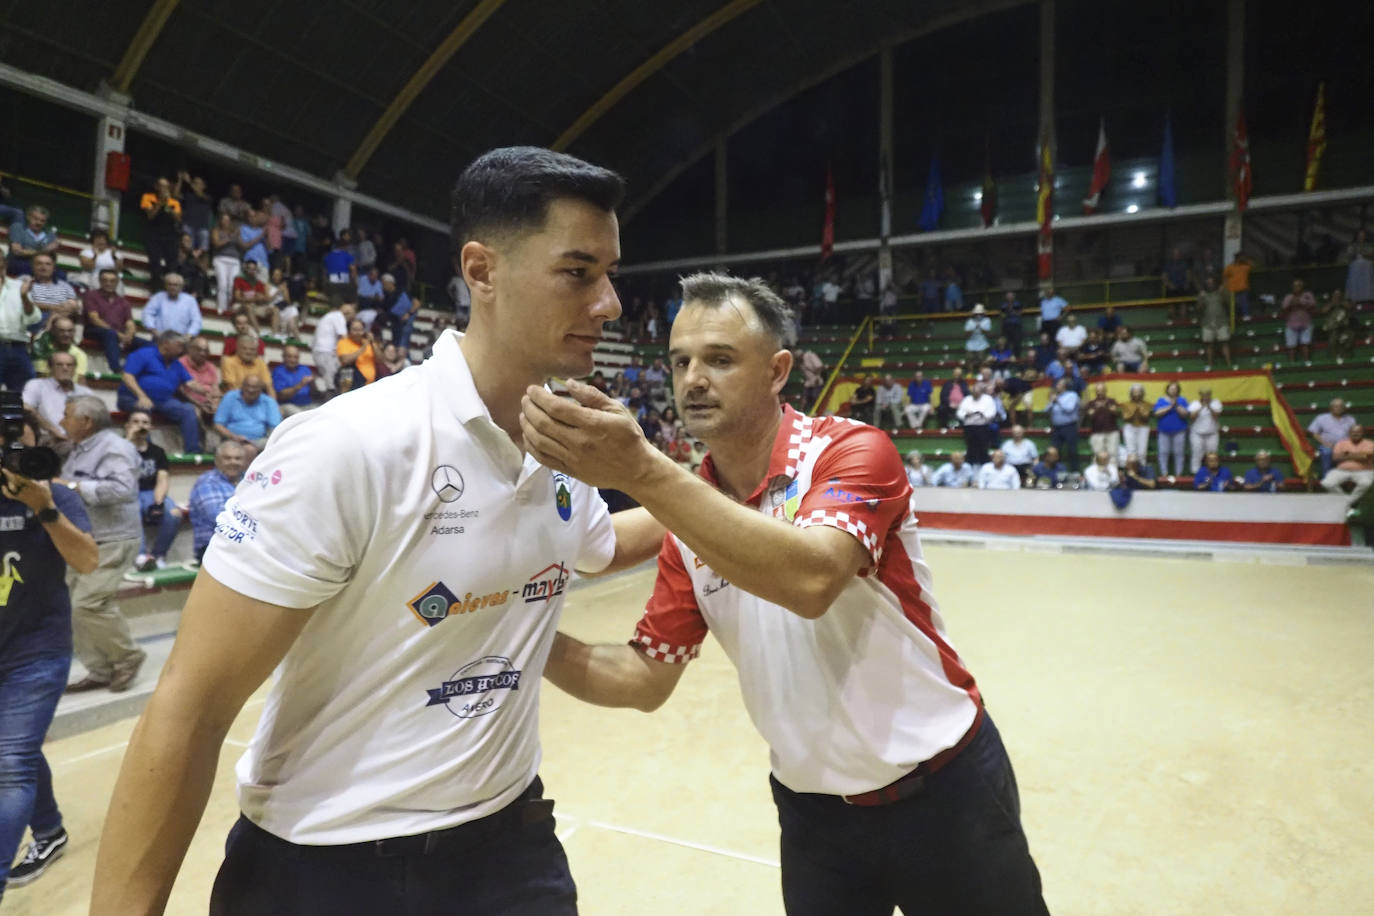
[1232,108,1252,210]
[1304,82,1326,191]
[980,170,997,228]
[1036,136,1053,280]
[1082,118,1111,214]
[820,165,835,261]
[878,152,893,289]
[1159,111,1177,208]
[918,157,943,232]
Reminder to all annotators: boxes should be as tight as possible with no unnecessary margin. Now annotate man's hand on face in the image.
[520,379,665,492]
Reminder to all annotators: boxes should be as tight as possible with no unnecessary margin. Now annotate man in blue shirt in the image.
[1240,450,1280,493]
[1038,286,1068,344]
[931,451,974,487]
[1193,452,1234,492]
[141,274,202,337]
[1121,454,1157,490]
[903,370,933,430]
[1047,378,1082,473]
[383,273,419,352]
[5,206,59,276]
[1030,446,1065,488]
[271,345,314,418]
[1096,306,1121,336]
[240,210,269,271]
[1000,291,1024,354]
[118,332,209,453]
[356,266,384,314]
[323,231,357,306]
[187,441,247,561]
[213,375,281,449]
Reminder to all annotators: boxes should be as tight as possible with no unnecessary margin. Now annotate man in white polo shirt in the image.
[92,147,663,915]
[522,273,1046,915]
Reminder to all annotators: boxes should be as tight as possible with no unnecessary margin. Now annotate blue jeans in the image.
[138,490,180,558]
[1317,446,1334,476]
[85,325,127,373]
[1158,430,1186,477]
[771,713,1046,916]
[389,310,415,353]
[0,650,68,898]
[116,390,201,454]
[0,342,34,392]
[1051,423,1081,472]
[208,776,576,915]
[1234,290,1250,318]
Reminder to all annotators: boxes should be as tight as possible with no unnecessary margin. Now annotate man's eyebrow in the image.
[558,249,620,268]
[668,343,738,358]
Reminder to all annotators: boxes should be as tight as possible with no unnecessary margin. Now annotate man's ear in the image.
[462,240,496,296]
[770,348,794,397]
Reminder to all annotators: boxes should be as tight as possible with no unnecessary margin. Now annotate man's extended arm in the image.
[544,631,685,712]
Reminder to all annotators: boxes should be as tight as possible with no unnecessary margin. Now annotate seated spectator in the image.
[1077,329,1108,375]
[874,373,905,432]
[1322,289,1358,361]
[383,273,420,352]
[1096,306,1121,336]
[31,315,89,377]
[125,409,182,572]
[267,267,302,338]
[178,335,221,441]
[1321,424,1373,504]
[83,268,138,373]
[338,319,378,390]
[905,451,932,488]
[1193,451,1235,492]
[849,375,876,425]
[221,310,265,357]
[1083,382,1120,466]
[1241,450,1281,493]
[1308,398,1355,475]
[377,342,408,380]
[641,358,669,405]
[1280,278,1315,363]
[77,227,123,290]
[977,450,1021,490]
[356,265,384,315]
[141,273,203,337]
[1120,453,1156,490]
[172,231,208,299]
[1188,387,1223,471]
[117,332,210,454]
[659,406,683,444]
[798,348,824,407]
[1197,275,1232,368]
[271,344,314,417]
[1030,335,1055,372]
[1082,451,1120,491]
[1120,383,1151,464]
[987,336,1015,369]
[903,370,933,429]
[1000,425,1039,482]
[937,367,968,427]
[1054,313,1087,354]
[957,381,999,465]
[213,375,281,450]
[932,451,974,488]
[25,253,82,329]
[639,407,663,442]
[22,350,93,455]
[5,205,60,275]
[964,304,991,355]
[232,260,270,326]
[222,333,275,396]
[1030,446,1065,488]
[1111,326,1149,372]
[188,440,248,562]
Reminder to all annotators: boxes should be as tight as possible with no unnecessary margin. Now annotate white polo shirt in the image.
[203,330,615,844]
[631,407,981,796]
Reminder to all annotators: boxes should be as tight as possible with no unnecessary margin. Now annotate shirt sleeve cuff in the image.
[796,508,883,565]
[630,632,701,665]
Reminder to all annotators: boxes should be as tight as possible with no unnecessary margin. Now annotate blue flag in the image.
[1159,112,1177,208]
[919,157,944,231]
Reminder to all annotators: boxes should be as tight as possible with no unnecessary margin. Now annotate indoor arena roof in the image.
[0,0,1025,223]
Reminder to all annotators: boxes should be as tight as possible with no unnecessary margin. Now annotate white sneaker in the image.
[133,553,149,569]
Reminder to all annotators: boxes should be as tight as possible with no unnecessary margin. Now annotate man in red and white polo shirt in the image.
[523,273,1046,916]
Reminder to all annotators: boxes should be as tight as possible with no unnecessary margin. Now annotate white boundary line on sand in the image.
[559,813,779,868]
[51,696,268,769]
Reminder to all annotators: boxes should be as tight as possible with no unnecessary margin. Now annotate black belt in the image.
[0,340,28,347]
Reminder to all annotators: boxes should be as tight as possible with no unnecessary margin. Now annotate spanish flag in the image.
[1036,137,1053,279]
[1304,82,1326,192]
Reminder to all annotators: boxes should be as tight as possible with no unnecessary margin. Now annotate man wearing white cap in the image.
[963,303,991,355]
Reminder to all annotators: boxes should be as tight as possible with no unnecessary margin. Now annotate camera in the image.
[0,391,60,481]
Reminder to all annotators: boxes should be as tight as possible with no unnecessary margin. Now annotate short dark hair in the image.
[678,272,796,348]
[98,268,118,280]
[450,146,626,251]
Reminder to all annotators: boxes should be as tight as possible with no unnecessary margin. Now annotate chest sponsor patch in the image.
[408,580,510,627]
[424,655,522,719]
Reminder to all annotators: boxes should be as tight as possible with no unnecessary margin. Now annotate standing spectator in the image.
[1347,236,1374,306]
[1083,382,1120,465]
[1030,446,1066,488]
[1197,276,1232,368]
[964,304,991,356]
[903,370,933,430]
[448,270,472,326]
[1047,378,1082,473]
[943,269,963,311]
[1000,425,1039,482]
[916,270,941,313]
[139,177,182,288]
[82,269,136,372]
[76,228,122,291]
[0,174,18,227]
[1121,453,1157,490]
[956,381,998,465]
[187,441,248,562]
[1241,450,1280,493]
[873,373,905,433]
[1082,451,1119,491]
[849,375,876,425]
[239,209,269,274]
[1322,290,1358,361]
[1037,286,1067,343]
[1096,306,1121,336]
[1321,424,1373,504]
[269,196,294,269]
[177,336,220,442]
[124,410,180,572]
[383,273,420,352]
[217,183,251,223]
[904,451,932,488]
[0,413,98,897]
[1119,383,1152,466]
[1003,368,1037,427]
[1193,452,1235,492]
[1162,246,1194,321]
[323,231,358,306]
[1280,278,1316,363]
[22,352,92,454]
[1000,291,1024,355]
[53,395,145,692]
[213,376,281,451]
[141,273,202,338]
[221,333,275,396]
[354,227,377,275]
[1187,387,1223,471]
[30,316,89,378]
[877,282,898,337]
[356,265,384,316]
[1053,313,1086,355]
[1111,326,1150,373]
[976,450,1021,489]
[642,357,670,412]
[0,253,40,390]
[272,345,314,418]
[210,213,242,315]
[937,366,968,427]
[1307,398,1355,475]
[4,206,59,276]
[1153,380,1190,477]
[117,332,208,454]
[173,173,214,253]
[1223,251,1253,319]
[337,319,378,390]
[931,451,974,487]
[798,348,825,407]
[24,254,82,327]
[386,239,414,293]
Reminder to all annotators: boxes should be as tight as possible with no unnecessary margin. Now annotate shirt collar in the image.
[427,329,498,426]
[697,404,808,505]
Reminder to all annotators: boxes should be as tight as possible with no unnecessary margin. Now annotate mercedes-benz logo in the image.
[431,465,465,503]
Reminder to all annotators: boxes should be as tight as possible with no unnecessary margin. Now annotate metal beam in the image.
[551,0,766,152]
[344,0,507,179]
[111,0,180,93]
[0,61,447,233]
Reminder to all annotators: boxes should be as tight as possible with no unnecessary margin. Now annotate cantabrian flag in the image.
[1232,109,1253,210]
[1036,137,1053,279]
[1304,82,1326,192]
[820,165,835,260]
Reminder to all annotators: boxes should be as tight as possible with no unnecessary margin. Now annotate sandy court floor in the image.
[9,545,1374,915]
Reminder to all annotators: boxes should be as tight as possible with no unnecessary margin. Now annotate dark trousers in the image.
[209,776,576,915]
[1051,423,1081,472]
[145,234,179,289]
[0,649,68,898]
[0,342,34,392]
[771,713,1046,916]
[85,325,127,373]
[964,424,994,465]
[1041,318,1061,344]
[1003,320,1024,355]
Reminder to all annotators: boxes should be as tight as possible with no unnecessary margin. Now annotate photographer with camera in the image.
[0,405,98,898]
[51,396,145,693]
